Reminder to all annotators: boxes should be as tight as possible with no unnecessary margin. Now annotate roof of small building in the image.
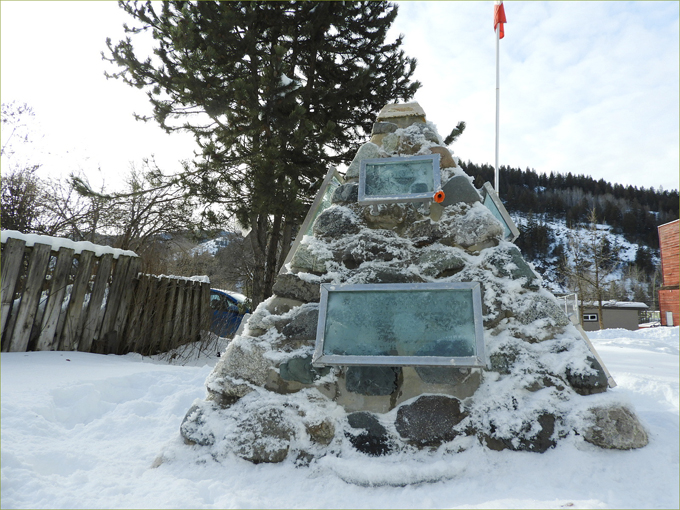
[583,301,649,310]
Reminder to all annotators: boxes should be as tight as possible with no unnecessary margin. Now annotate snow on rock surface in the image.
[179,104,650,471]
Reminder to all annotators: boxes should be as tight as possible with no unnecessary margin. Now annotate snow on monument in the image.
[179,102,648,465]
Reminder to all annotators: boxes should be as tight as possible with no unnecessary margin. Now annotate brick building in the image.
[658,219,679,326]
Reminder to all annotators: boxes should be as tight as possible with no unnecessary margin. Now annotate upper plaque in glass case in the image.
[358,154,441,205]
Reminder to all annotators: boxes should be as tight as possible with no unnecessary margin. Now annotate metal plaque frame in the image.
[481,182,520,242]
[280,166,344,272]
[312,282,486,368]
[358,154,441,205]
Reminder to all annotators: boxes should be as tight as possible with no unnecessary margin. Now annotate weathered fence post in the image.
[1,237,26,345]
[35,247,75,351]
[6,243,52,352]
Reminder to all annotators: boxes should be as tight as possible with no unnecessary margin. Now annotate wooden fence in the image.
[1,234,211,355]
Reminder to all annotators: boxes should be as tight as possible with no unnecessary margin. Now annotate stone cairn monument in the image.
[180,102,648,465]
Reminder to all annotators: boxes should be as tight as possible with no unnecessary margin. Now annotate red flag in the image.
[494,0,507,39]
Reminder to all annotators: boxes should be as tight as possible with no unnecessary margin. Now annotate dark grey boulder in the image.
[272,273,321,303]
[566,356,608,395]
[395,395,467,447]
[372,121,398,135]
[345,366,400,396]
[313,206,361,239]
[276,306,319,341]
[346,412,392,456]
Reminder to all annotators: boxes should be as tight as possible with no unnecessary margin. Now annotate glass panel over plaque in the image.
[280,167,344,271]
[481,182,520,242]
[358,154,441,205]
[313,282,485,367]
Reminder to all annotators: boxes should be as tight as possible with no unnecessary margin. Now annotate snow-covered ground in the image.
[2,328,678,509]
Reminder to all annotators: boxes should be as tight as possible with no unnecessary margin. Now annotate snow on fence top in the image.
[0,230,138,259]
[143,273,210,284]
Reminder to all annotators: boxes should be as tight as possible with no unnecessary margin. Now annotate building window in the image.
[583,314,598,322]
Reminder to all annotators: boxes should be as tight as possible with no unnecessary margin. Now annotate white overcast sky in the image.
[1,1,678,192]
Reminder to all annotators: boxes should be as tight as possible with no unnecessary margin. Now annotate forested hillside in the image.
[459,161,679,307]
[460,161,679,249]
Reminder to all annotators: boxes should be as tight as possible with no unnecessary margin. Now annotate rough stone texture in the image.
[348,265,424,285]
[264,296,305,316]
[289,243,332,275]
[338,230,407,267]
[346,366,400,396]
[233,407,295,463]
[180,402,216,446]
[272,273,321,303]
[566,356,609,395]
[482,413,557,453]
[331,182,359,204]
[439,176,482,207]
[276,306,319,341]
[417,246,467,278]
[428,146,456,168]
[514,293,571,328]
[279,355,330,385]
[205,339,272,399]
[313,206,361,239]
[438,203,504,249]
[306,419,336,446]
[489,345,520,375]
[483,244,540,289]
[372,121,399,135]
[345,142,382,181]
[346,412,392,456]
[583,405,648,450]
[376,102,426,128]
[396,395,467,447]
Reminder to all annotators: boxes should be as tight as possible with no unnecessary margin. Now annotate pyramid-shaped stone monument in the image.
[180,103,648,464]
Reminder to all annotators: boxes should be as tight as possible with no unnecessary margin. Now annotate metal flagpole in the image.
[495,20,500,195]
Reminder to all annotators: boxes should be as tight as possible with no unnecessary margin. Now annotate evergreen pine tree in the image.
[104,1,420,306]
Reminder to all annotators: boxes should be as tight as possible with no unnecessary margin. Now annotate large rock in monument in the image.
[180,102,647,465]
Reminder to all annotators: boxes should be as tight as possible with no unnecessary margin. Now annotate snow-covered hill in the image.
[512,214,659,302]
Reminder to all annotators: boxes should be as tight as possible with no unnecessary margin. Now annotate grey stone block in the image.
[331,183,359,204]
[372,122,398,135]
[180,402,216,446]
[484,245,540,289]
[583,405,648,450]
[272,273,321,303]
[566,356,608,395]
[233,407,294,463]
[345,143,381,181]
[439,176,482,207]
[313,206,361,239]
[482,413,556,453]
[278,306,319,341]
